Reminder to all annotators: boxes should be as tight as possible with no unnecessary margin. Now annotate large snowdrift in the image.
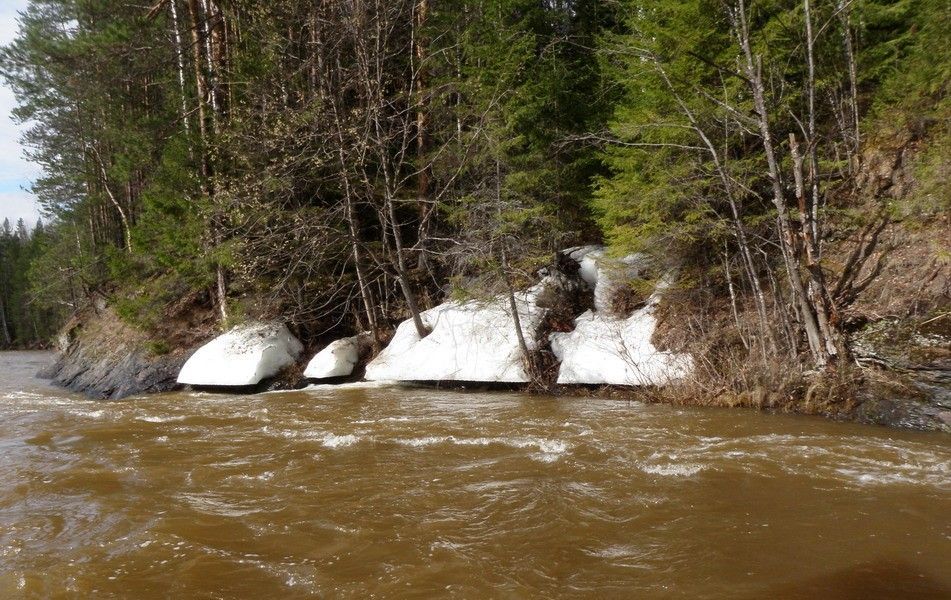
[177,322,303,387]
[303,334,367,380]
[364,276,569,383]
[552,249,692,385]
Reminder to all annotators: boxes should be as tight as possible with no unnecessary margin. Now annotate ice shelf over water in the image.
[177,322,303,387]
[303,334,366,380]
[364,276,569,383]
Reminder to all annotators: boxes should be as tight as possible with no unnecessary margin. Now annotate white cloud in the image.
[0,190,42,228]
[0,0,41,226]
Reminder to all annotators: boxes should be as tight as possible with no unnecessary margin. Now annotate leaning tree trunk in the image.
[385,191,429,340]
[734,0,835,367]
[495,163,533,374]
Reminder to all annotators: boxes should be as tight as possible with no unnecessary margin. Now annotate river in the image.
[0,351,948,598]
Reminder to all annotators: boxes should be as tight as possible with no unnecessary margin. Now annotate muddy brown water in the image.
[0,351,948,598]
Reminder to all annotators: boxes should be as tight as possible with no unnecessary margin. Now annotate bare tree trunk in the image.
[653,61,774,355]
[308,10,318,97]
[91,147,133,253]
[385,191,429,339]
[186,0,209,178]
[331,105,379,339]
[838,0,860,159]
[503,251,532,375]
[804,0,820,247]
[0,294,11,347]
[169,0,191,137]
[198,0,219,131]
[345,187,378,337]
[733,0,830,366]
[723,249,749,351]
[791,134,841,360]
[185,0,230,324]
[497,162,532,372]
[414,0,431,271]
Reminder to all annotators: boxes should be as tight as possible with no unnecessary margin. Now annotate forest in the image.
[0,0,946,396]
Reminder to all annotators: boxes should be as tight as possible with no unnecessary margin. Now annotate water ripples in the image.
[0,353,948,598]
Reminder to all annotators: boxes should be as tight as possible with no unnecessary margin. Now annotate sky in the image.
[0,0,42,229]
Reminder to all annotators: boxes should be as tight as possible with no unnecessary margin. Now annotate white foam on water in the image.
[265,427,364,448]
[396,435,569,456]
[584,544,645,559]
[430,540,465,552]
[531,452,565,464]
[640,463,706,477]
[321,433,359,448]
[397,436,451,447]
[833,461,951,489]
[297,380,401,392]
[73,409,106,420]
[353,416,413,425]
[137,415,187,423]
[229,471,276,484]
[177,492,264,517]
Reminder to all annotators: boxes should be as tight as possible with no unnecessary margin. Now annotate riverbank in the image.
[36,223,950,433]
[36,297,950,433]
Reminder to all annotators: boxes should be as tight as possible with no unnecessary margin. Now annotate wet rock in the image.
[39,310,193,399]
[850,317,951,432]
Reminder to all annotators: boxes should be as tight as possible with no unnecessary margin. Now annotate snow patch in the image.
[552,250,692,386]
[565,246,647,313]
[303,334,366,380]
[177,322,303,387]
[365,276,569,383]
[551,306,692,385]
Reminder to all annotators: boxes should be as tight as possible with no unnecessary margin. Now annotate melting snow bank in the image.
[177,322,303,387]
[551,309,692,385]
[362,245,691,386]
[551,248,692,385]
[364,274,576,383]
[169,245,691,390]
[303,334,369,380]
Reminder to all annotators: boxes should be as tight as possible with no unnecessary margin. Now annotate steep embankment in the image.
[648,121,950,432]
[838,129,950,430]
[39,297,213,399]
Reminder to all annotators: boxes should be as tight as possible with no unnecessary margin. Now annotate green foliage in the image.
[899,124,951,218]
[145,339,171,356]
[593,0,742,260]
[861,0,950,121]
[0,0,944,349]
[0,218,64,346]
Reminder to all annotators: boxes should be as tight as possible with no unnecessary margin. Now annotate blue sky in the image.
[0,0,42,228]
